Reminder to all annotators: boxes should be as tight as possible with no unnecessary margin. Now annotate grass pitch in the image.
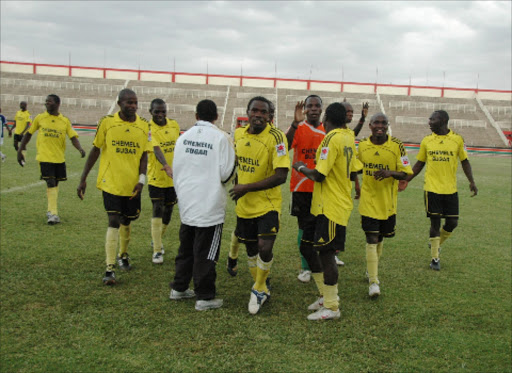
[1,135,511,373]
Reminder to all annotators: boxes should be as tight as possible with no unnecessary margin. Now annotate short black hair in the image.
[150,98,166,110]
[324,102,346,127]
[196,99,218,122]
[305,95,322,106]
[47,94,60,105]
[247,96,271,112]
[434,110,449,124]
[118,88,137,101]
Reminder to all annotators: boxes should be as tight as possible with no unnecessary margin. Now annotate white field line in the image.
[1,172,82,194]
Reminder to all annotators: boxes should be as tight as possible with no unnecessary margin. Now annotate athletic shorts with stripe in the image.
[148,185,177,206]
[424,191,459,218]
[235,211,280,243]
[40,162,67,181]
[313,214,346,252]
[102,191,141,220]
[171,223,223,300]
[361,215,396,238]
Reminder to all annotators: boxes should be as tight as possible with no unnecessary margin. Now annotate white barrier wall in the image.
[72,68,103,79]
[36,65,68,76]
[377,85,408,95]
[209,76,239,86]
[277,80,308,90]
[175,74,206,84]
[243,78,274,88]
[445,90,476,99]
[344,83,375,94]
[310,82,340,92]
[140,72,171,82]
[410,87,441,97]
[106,70,138,80]
[478,91,512,101]
[0,62,33,74]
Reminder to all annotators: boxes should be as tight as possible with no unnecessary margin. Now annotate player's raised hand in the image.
[294,101,306,124]
[362,102,369,118]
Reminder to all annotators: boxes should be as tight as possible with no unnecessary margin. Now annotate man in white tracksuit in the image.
[169,99,236,311]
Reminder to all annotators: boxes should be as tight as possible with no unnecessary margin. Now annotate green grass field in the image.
[1,135,511,373]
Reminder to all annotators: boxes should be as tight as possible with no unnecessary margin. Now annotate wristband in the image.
[138,174,146,185]
[297,165,305,173]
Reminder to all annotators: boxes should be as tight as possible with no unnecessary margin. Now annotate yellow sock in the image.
[377,241,384,259]
[366,243,379,284]
[119,224,131,256]
[440,228,452,246]
[229,231,240,259]
[151,218,163,253]
[254,255,273,293]
[247,255,258,281]
[312,272,324,296]
[105,227,119,269]
[323,284,339,311]
[47,186,59,215]
[430,237,440,260]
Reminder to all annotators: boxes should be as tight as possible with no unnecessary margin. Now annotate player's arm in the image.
[285,101,305,150]
[373,170,408,181]
[21,120,30,135]
[77,146,101,199]
[292,161,325,182]
[229,168,288,201]
[16,133,32,166]
[70,136,86,158]
[399,160,425,191]
[153,145,173,178]
[131,151,148,199]
[461,159,478,197]
[352,102,369,137]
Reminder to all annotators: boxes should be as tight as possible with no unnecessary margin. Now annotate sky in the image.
[1,1,511,91]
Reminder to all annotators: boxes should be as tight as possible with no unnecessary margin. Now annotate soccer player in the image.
[226,101,275,277]
[147,98,180,264]
[229,96,289,315]
[17,95,86,224]
[0,108,8,162]
[357,113,412,297]
[400,110,478,270]
[12,101,31,151]
[170,99,236,311]
[342,101,369,137]
[292,102,361,321]
[77,89,149,285]
[286,95,326,283]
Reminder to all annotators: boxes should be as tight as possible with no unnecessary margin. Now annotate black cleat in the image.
[227,257,238,277]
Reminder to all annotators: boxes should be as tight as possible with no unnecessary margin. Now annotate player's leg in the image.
[116,194,141,271]
[149,185,165,263]
[103,209,121,285]
[226,230,240,276]
[160,187,177,254]
[236,216,258,280]
[440,193,459,246]
[297,217,312,282]
[300,219,326,310]
[192,224,224,310]
[425,191,442,270]
[440,217,458,245]
[292,193,312,280]
[170,223,196,300]
[40,162,60,224]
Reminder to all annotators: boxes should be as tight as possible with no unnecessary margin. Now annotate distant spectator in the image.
[17,95,86,224]
[400,110,478,271]
[0,107,8,162]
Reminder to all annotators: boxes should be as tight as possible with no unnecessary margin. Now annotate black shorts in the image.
[290,192,313,217]
[313,214,346,252]
[103,191,141,220]
[40,162,67,181]
[148,185,177,206]
[424,191,459,218]
[235,211,280,243]
[13,134,23,142]
[299,214,317,243]
[361,215,396,238]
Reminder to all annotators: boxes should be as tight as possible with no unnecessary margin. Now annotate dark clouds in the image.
[1,1,510,90]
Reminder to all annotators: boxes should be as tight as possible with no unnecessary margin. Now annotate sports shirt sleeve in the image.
[66,118,79,139]
[315,135,338,177]
[28,115,40,135]
[93,118,106,148]
[219,133,237,183]
[272,135,290,170]
[457,137,468,162]
[395,140,413,174]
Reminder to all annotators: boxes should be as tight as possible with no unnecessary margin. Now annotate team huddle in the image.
[13,89,478,321]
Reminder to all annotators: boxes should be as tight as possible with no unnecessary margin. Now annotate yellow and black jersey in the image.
[14,110,31,135]
[234,124,290,218]
[148,118,180,188]
[417,130,468,194]
[93,112,149,196]
[28,112,78,163]
[357,136,413,220]
[311,128,362,226]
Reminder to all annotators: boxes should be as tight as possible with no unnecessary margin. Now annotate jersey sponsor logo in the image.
[401,155,410,166]
[320,147,329,160]
[276,142,286,156]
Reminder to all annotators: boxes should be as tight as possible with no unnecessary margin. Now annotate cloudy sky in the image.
[1,1,511,90]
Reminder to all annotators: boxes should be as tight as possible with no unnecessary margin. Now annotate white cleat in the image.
[47,214,60,225]
[248,289,269,315]
[297,269,311,283]
[195,298,223,311]
[169,288,195,300]
[307,307,340,321]
[369,283,381,298]
[335,256,345,266]
[152,251,164,264]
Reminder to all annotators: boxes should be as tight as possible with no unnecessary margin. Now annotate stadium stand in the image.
[1,63,510,147]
